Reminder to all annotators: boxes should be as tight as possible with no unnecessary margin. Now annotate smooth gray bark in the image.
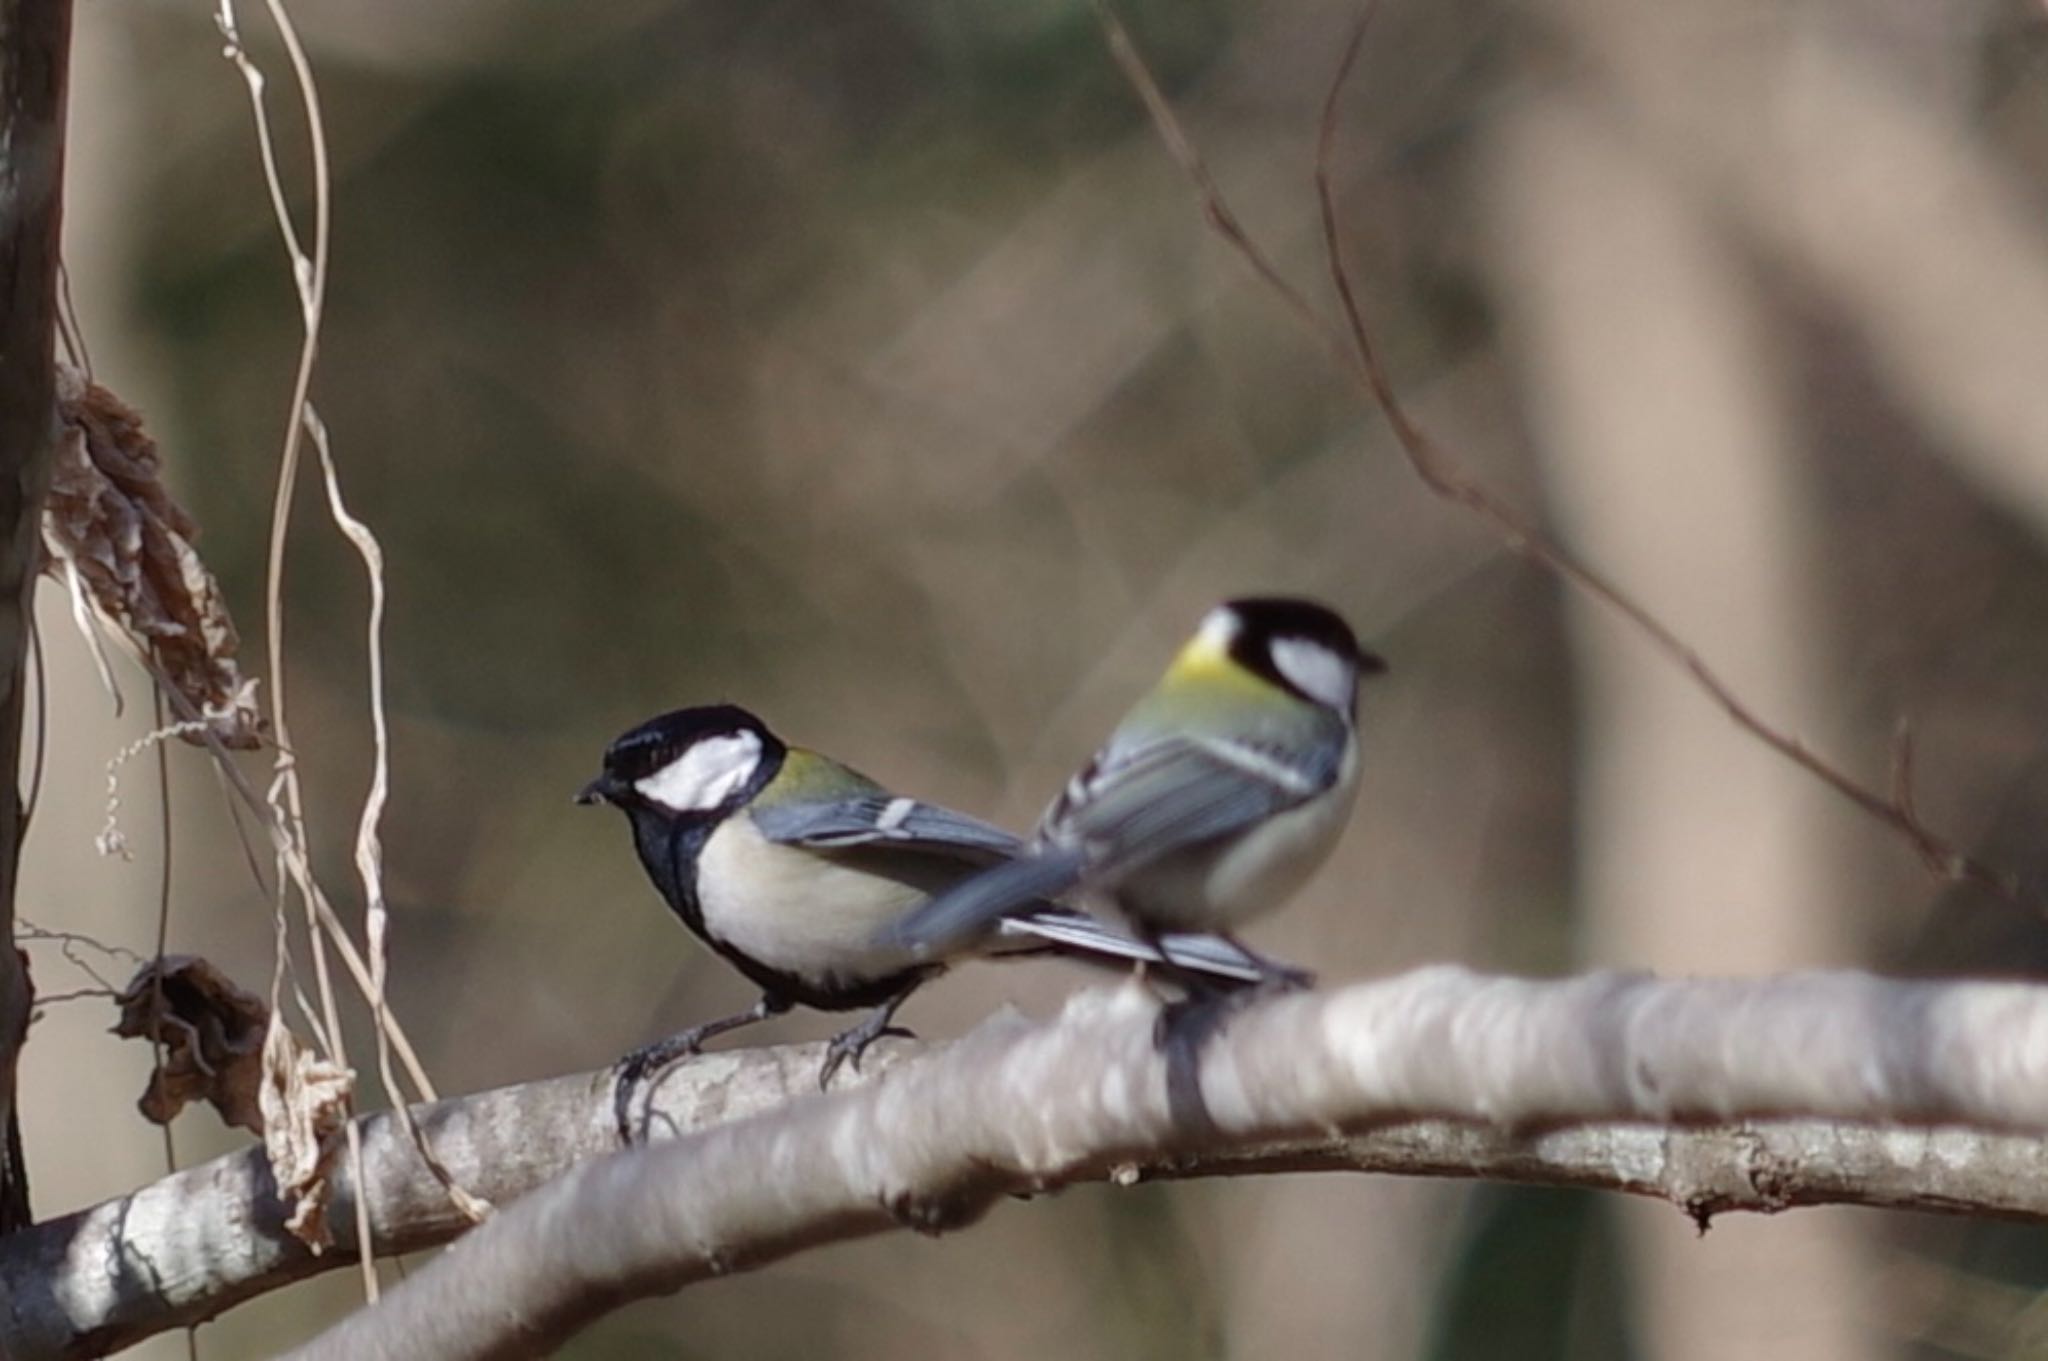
[7,966,2041,1358]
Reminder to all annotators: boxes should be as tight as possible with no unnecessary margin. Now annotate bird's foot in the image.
[1154,993,1233,1135]
[818,1017,917,1090]
[1151,964,1307,1134]
[612,1027,714,1145]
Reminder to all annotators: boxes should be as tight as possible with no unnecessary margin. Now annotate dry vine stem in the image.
[213,0,486,1278]
[1093,2,2021,905]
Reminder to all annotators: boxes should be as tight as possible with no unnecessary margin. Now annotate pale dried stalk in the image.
[214,0,482,1282]
[307,411,487,1220]
[214,0,371,1286]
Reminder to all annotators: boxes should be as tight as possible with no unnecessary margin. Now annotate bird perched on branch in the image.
[885,597,1382,1097]
[578,703,1267,1141]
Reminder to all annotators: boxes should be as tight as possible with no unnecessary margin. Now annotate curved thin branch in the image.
[1094,2,2022,906]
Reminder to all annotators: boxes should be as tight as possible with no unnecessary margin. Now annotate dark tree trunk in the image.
[0,0,76,1232]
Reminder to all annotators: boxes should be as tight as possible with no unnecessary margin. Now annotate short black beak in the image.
[575,774,619,807]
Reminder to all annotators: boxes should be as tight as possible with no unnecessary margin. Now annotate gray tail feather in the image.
[996,912,1267,984]
[885,849,1088,958]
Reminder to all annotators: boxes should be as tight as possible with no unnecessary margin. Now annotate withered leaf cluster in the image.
[45,364,264,748]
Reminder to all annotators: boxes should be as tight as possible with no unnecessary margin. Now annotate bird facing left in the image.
[578,703,1269,1141]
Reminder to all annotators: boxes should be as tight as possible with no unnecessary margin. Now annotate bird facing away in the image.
[578,702,1268,1139]
[885,597,1382,1088]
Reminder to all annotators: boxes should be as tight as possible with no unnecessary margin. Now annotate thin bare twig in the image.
[54,261,90,379]
[21,618,44,830]
[1308,11,2015,900]
[93,718,219,861]
[15,921,137,995]
[33,988,119,1008]
[1095,2,2021,905]
[1091,0,1337,355]
[135,652,442,1095]
[146,690,200,1361]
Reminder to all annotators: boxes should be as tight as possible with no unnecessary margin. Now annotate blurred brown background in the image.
[22,0,2048,1356]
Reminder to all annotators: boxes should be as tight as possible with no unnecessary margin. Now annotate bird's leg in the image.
[1132,927,1234,1133]
[1152,930,1312,1060]
[1145,931,1313,1134]
[819,979,923,1090]
[614,992,791,1144]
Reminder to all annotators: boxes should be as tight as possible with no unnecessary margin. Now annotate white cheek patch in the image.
[1271,636,1354,711]
[633,729,762,813]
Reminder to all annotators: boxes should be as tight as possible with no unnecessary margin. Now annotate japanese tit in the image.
[888,597,1382,980]
[578,702,1266,1139]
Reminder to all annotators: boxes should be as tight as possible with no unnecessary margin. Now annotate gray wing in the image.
[750,794,1024,864]
[1043,733,1338,874]
[888,734,1341,958]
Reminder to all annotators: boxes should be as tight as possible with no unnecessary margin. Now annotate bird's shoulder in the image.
[753,749,1022,860]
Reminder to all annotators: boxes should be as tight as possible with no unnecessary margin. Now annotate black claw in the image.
[817,1050,847,1092]
[612,1078,638,1147]
[613,1029,709,1145]
[614,995,790,1143]
[819,1018,917,1090]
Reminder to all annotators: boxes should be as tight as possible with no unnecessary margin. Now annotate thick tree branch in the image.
[8,966,2033,1359]
[0,0,73,1235]
[276,967,2048,1358]
[6,967,2046,1356]
[0,1045,814,1357]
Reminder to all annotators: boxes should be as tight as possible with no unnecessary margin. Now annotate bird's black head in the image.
[576,703,787,821]
[1216,596,1387,714]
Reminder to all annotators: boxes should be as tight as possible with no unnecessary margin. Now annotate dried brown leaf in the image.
[45,364,265,749]
[113,955,271,1132]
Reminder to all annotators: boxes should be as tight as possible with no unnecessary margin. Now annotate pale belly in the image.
[695,816,946,987]
[1112,747,1359,933]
